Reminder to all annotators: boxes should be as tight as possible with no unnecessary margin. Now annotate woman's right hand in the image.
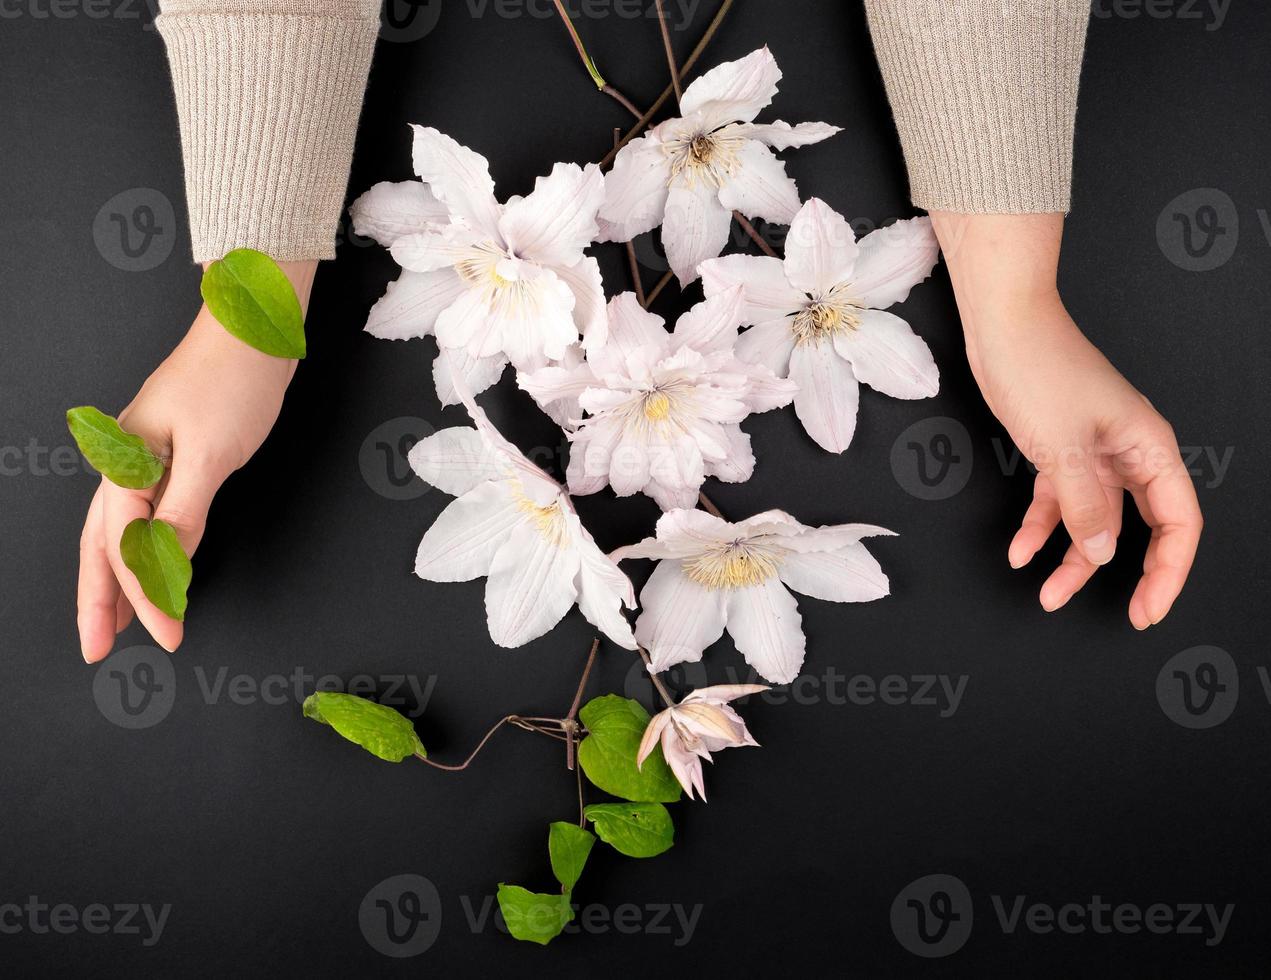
[77,260,316,662]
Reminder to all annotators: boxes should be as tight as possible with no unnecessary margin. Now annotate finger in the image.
[101,479,184,653]
[151,454,224,557]
[77,485,120,663]
[1039,487,1123,612]
[115,593,135,634]
[1009,474,1061,569]
[1046,444,1117,566]
[1127,464,1202,629]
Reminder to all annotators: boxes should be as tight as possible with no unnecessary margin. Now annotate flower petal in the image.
[517,359,595,412]
[789,341,860,454]
[552,257,608,350]
[724,577,805,685]
[663,180,733,285]
[407,426,506,497]
[699,254,802,325]
[733,120,842,150]
[498,162,605,267]
[349,180,448,248]
[671,287,745,354]
[571,517,638,650]
[415,481,524,582]
[777,542,890,603]
[484,520,582,648]
[716,140,801,226]
[703,424,754,484]
[681,46,782,127]
[410,125,503,240]
[834,309,939,399]
[365,269,467,341]
[735,319,797,377]
[783,197,860,296]
[634,559,728,673]
[432,347,508,406]
[849,216,940,310]
[597,134,670,242]
[636,709,672,769]
[683,683,769,705]
[389,225,484,273]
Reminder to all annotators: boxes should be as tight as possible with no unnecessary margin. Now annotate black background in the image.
[2,0,1269,976]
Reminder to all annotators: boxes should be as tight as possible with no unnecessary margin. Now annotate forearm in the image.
[156,0,381,263]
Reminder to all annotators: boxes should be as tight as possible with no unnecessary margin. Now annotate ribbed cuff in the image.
[157,11,379,262]
[864,0,1090,214]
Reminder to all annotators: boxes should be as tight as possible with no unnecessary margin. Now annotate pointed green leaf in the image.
[577,695,680,803]
[548,822,595,892]
[302,691,425,763]
[584,802,674,858]
[201,248,306,358]
[66,406,165,489]
[119,518,191,621]
[496,884,573,945]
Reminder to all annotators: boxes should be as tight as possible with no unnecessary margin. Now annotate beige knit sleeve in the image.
[155,0,381,262]
[863,0,1090,214]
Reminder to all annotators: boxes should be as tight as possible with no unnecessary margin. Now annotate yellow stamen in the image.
[683,545,781,590]
[643,391,672,422]
[515,491,567,544]
[791,301,861,346]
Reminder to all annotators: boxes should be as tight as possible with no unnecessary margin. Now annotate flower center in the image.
[642,391,672,423]
[683,543,781,590]
[791,299,861,346]
[513,487,568,545]
[665,129,743,188]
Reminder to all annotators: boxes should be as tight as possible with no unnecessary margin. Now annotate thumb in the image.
[152,456,224,558]
[1046,446,1116,566]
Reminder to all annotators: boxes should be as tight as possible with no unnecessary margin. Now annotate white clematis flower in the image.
[407,358,637,650]
[598,46,840,286]
[637,684,768,801]
[518,287,797,511]
[613,508,894,684]
[358,126,608,405]
[699,198,941,454]
[349,179,449,248]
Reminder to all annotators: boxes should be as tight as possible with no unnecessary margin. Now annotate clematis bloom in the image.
[637,684,768,800]
[408,357,636,650]
[598,46,840,285]
[613,508,894,684]
[518,288,796,511]
[357,127,608,405]
[699,198,940,453]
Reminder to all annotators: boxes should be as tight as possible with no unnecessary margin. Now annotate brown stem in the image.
[565,638,600,771]
[643,270,675,307]
[576,762,586,828]
[654,0,684,108]
[612,128,648,305]
[604,85,643,121]
[637,646,677,709]
[599,0,735,168]
[733,211,779,258]
[697,490,725,520]
[414,715,572,770]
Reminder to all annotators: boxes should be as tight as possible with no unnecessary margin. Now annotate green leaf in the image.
[496,884,573,946]
[301,691,425,763]
[548,822,595,892]
[66,406,164,489]
[119,518,192,621]
[577,695,680,803]
[201,248,306,358]
[584,802,675,858]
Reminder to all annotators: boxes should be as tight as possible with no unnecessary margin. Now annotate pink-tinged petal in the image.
[415,481,524,582]
[766,522,897,553]
[349,180,448,248]
[776,542,890,603]
[552,257,607,350]
[681,47,782,127]
[660,731,708,800]
[611,508,733,563]
[407,426,505,497]
[434,287,503,357]
[671,287,745,354]
[390,225,484,273]
[849,216,940,309]
[703,424,754,484]
[646,478,701,513]
[736,361,798,413]
[608,432,652,498]
[724,577,805,685]
[410,125,503,240]
[834,309,939,399]
[566,441,608,496]
[716,141,801,226]
[597,135,671,242]
[735,319,797,377]
[570,516,638,650]
[784,198,860,296]
[365,269,467,341]
[494,269,580,369]
[432,347,508,407]
[699,254,802,325]
[634,559,728,673]
[663,181,733,286]
[589,293,670,377]
[789,341,860,454]
[484,520,581,648]
[683,683,769,705]
[517,360,596,411]
[636,709,673,769]
[733,120,841,150]
[673,702,749,745]
[646,431,706,506]
[498,162,605,267]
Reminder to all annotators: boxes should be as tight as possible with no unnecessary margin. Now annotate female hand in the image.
[76,260,317,661]
[932,213,1202,629]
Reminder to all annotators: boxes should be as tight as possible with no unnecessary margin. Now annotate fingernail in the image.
[1082,531,1114,565]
